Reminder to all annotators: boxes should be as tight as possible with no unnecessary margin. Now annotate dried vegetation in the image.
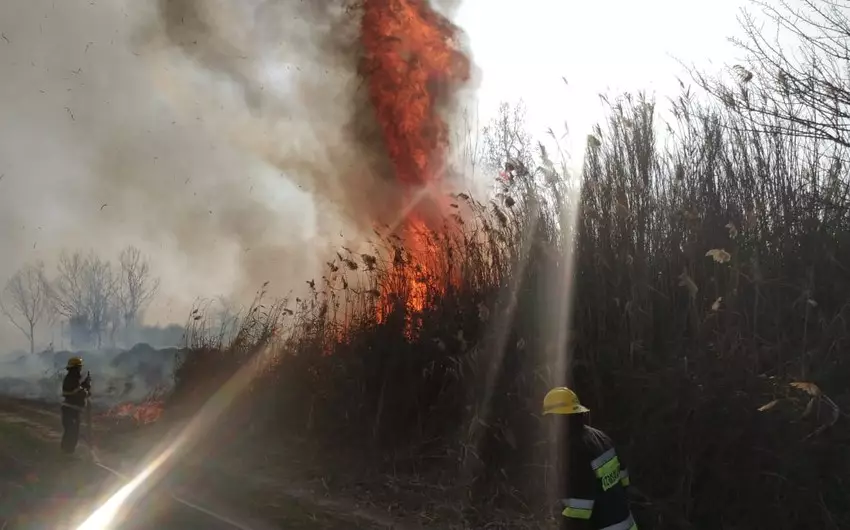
[169,92,850,529]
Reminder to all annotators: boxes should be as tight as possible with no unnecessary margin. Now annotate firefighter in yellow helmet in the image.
[61,356,91,455]
[543,387,636,530]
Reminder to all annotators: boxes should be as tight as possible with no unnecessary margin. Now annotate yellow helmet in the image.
[66,356,83,369]
[542,387,589,415]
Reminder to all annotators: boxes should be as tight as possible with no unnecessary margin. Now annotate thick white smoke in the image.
[0,0,402,353]
[0,0,478,356]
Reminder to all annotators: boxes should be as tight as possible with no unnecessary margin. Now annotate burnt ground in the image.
[0,397,548,529]
[0,397,388,530]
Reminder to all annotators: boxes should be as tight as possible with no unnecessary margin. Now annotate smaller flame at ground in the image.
[104,399,164,425]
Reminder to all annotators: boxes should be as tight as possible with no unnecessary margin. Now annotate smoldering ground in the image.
[0,344,180,406]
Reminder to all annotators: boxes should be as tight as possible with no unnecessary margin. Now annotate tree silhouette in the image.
[0,262,53,354]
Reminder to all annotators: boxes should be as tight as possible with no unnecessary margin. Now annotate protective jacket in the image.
[560,425,635,530]
[62,369,89,409]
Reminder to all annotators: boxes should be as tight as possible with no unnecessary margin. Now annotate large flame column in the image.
[360,0,470,190]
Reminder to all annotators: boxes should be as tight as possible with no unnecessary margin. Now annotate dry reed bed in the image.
[169,93,850,529]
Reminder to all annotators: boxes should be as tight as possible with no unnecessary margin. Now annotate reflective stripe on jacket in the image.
[560,425,635,530]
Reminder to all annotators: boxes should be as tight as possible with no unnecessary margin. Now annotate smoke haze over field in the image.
[0,0,475,352]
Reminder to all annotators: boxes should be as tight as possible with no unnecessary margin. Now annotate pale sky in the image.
[456,0,749,171]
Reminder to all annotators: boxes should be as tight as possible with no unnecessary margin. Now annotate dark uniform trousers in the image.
[61,405,82,454]
[61,370,87,454]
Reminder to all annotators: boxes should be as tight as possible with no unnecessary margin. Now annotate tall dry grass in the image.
[170,92,850,529]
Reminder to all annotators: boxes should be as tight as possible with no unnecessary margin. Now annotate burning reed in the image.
[157,1,850,529]
[169,91,850,529]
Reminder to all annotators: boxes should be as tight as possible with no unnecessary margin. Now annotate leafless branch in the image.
[117,245,160,328]
[692,0,850,149]
[0,262,53,354]
[52,250,117,348]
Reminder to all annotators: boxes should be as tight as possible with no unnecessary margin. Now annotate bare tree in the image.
[0,262,53,354]
[117,246,159,329]
[479,100,569,212]
[482,101,535,178]
[53,251,117,348]
[451,107,484,183]
[694,0,850,149]
[53,251,86,321]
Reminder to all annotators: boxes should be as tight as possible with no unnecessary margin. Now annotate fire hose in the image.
[89,460,251,529]
[72,375,249,529]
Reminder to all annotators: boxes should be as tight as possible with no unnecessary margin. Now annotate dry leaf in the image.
[801,397,816,419]
[757,399,780,412]
[711,297,722,311]
[678,271,698,297]
[790,381,822,396]
[744,209,756,230]
[706,248,732,264]
[457,330,468,351]
[807,299,818,308]
[503,428,517,449]
[725,222,738,238]
[477,302,490,323]
[733,64,754,83]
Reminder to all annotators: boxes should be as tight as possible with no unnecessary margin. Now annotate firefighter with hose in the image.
[543,387,637,530]
[61,356,91,456]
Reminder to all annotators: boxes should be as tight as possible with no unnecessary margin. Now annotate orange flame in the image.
[360,0,470,331]
[361,0,470,189]
[106,400,164,425]
[375,218,437,314]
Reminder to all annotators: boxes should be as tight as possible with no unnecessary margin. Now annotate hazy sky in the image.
[457,0,748,171]
[0,0,754,351]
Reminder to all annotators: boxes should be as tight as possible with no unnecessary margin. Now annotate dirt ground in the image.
[0,397,387,530]
[0,397,549,529]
